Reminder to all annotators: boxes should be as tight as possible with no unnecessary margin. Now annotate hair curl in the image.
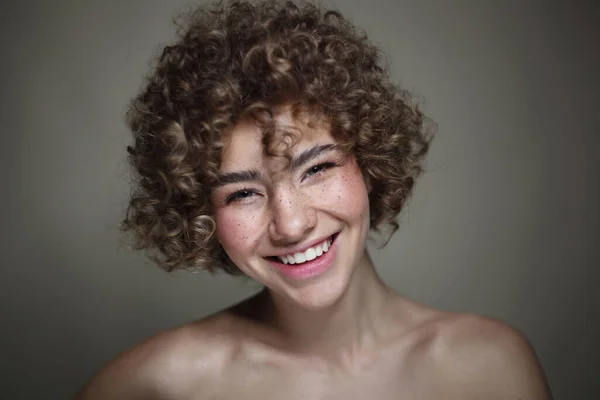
[122,0,433,275]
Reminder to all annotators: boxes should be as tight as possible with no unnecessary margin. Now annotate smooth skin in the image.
[76,108,552,399]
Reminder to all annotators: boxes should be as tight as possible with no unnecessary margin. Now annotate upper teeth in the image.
[278,237,332,265]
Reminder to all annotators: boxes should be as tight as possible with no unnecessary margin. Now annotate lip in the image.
[266,233,337,258]
[267,233,339,280]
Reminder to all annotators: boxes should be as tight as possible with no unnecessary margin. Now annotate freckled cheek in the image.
[214,210,263,254]
[313,167,369,216]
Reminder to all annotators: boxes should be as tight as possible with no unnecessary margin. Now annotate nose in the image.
[268,186,316,244]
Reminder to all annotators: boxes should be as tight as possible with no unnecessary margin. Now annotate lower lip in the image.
[268,236,338,280]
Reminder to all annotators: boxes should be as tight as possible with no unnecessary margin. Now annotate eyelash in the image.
[224,161,339,205]
[303,162,337,180]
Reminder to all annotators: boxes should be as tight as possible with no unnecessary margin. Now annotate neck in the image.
[262,251,396,364]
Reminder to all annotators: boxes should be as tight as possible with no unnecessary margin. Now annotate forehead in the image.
[219,108,333,173]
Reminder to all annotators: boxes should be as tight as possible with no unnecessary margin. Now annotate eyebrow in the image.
[290,143,338,171]
[215,143,339,188]
[215,170,262,187]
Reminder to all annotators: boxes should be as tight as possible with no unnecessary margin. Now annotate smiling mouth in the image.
[267,233,339,265]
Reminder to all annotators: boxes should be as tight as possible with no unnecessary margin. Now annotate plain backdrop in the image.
[1,0,598,399]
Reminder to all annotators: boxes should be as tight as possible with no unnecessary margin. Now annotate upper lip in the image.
[266,233,337,258]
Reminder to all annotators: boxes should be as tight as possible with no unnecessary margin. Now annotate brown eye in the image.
[226,189,256,204]
[304,162,336,179]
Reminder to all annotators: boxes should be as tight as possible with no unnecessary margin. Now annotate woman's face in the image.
[212,109,371,309]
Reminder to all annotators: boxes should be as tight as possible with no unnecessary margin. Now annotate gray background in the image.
[1,0,598,399]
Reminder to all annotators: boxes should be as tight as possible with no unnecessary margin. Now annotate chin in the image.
[276,262,353,311]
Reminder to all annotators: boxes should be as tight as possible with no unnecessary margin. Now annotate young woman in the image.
[77,1,552,398]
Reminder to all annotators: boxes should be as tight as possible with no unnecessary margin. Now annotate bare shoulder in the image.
[74,313,235,400]
[409,312,552,399]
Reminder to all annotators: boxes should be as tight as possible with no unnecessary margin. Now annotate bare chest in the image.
[201,353,426,400]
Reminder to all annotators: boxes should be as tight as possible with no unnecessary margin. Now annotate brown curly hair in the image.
[122,0,433,275]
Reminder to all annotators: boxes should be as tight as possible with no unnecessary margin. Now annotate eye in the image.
[304,162,336,180]
[226,189,258,204]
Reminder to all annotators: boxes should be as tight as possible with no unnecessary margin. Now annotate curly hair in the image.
[122,0,433,275]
